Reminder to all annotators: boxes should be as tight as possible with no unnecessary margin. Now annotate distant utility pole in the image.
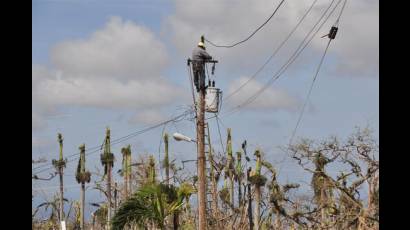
[101,128,114,230]
[76,144,91,230]
[52,133,67,228]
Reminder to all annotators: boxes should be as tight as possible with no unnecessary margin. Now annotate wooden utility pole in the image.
[101,128,114,230]
[197,76,207,230]
[52,133,66,228]
[76,144,91,230]
[194,35,218,230]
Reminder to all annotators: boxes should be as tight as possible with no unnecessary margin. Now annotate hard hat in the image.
[198,41,205,48]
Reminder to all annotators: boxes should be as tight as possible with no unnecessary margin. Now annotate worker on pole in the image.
[192,38,212,92]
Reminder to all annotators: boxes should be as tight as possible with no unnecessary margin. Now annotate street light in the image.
[172,132,196,143]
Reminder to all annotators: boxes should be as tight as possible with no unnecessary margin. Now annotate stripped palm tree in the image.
[249,149,267,230]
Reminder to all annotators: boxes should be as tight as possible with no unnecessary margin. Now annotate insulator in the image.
[328,26,338,39]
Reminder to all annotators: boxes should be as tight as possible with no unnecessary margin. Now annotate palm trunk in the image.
[254,186,261,230]
[80,183,85,230]
[173,212,179,230]
[107,164,112,230]
[247,168,253,230]
[59,170,64,224]
[164,133,170,186]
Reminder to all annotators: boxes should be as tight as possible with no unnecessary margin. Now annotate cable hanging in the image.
[223,0,342,117]
[205,0,286,48]
[288,0,346,145]
[224,0,319,102]
[32,111,192,175]
[288,38,333,146]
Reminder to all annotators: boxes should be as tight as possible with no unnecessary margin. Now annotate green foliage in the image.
[112,182,194,230]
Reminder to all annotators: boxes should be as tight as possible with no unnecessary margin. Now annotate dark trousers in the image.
[193,64,205,92]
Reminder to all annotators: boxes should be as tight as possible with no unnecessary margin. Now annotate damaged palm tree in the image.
[249,149,267,230]
[311,152,335,228]
[235,151,244,207]
[263,160,300,229]
[76,144,91,230]
[121,145,132,199]
[100,127,114,230]
[52,133,67,224]
[163,133,171,186]
[226,128,235,209]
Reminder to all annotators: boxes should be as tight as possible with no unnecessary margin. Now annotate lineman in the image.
[192,41,212,92]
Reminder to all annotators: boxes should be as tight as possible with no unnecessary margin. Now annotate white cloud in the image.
[51,16,168,81]
[164,0,378,78]
[226,77,299,111]
[33,73,182,109]
[32,17,185,130]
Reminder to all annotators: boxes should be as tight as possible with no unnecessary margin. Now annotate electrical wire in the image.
[187,63,197,110]
[32,111,192,175]
[226,0,340,113]
[288,38,332,146]
[224,0,319,102]
[215,115,226,154]
[222,0,342,117]
[205,0,286,48]
[288,0,347,146]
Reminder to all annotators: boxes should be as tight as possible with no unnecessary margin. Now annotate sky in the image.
[32,0,379,221]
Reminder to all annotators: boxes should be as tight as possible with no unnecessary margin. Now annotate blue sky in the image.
[32,0,378,220]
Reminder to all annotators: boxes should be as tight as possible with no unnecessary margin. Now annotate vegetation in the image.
[32,126,379,230]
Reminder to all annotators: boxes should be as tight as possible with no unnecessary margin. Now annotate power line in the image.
[224,0,319,102]
[215,115,226,154]
[288,0,347,145]
[32,111,193,175]
[205,0,286,48]
[222,0,342,116]
[288,38,332,146]
[226,0,340,113]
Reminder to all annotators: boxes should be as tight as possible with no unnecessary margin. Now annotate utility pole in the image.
[192,35,218,230]
[101,127,114,230]
[196,49,207,230]
[52,133,66,228]
[76,144,91,230]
